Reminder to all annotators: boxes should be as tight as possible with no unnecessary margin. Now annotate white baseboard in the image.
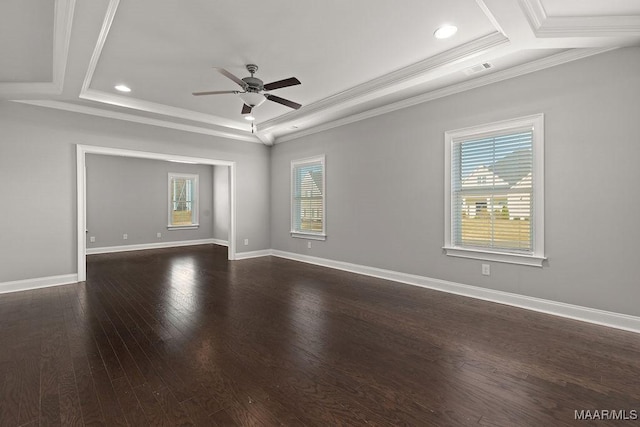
[235,249,272,260]
[5,247,639,334]
[0,274,79,295]
[269,250,640,334]
[86,238,225,255]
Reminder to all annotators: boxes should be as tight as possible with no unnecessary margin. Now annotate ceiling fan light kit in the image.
[193,64,302,119]
[239,91,266,108]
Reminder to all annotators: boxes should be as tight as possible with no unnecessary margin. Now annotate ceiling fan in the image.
[193,64,302,116]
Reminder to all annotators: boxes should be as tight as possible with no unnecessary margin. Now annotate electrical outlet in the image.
[307,241,312,249]
[89,236,96,243]
[123,233,128,240]
[482,264,490,276]
[244,238,249,246]
[157,232,162,238]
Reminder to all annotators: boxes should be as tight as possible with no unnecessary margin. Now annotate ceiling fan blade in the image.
[241,104,252,115]
[263,77,301,91]
[192,90,237,96]
[214,67,247,89]
[265,94,302,110]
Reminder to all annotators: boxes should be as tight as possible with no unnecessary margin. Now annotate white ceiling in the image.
[1,0,639,144]
[0,0,54,82]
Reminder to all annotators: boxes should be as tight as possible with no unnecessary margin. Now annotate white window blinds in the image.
[168,173,199,228]
[452,129,534,253]
[291,156,325,239]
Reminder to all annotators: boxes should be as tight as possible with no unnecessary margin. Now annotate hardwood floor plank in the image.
[131,382,172,426]
[0,361,21,426]
[82,299,126,382]
[96,284,198,403]
[179,397,219,426]
[94,281,166,390]
[72,355,105,427]
[58,354,84,426]
[17,358,40,426]
[1,245,640,426]
[111,376,150,426]
[89,367,128,426]
[39,298,65,427]
[91,289,148,388]
[208,408,238,427]
[153,386,195,426]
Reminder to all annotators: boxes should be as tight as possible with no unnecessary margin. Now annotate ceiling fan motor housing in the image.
[242,76,264,92]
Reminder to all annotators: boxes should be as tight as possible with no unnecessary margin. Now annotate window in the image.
[168,173,199,229]
[291,156,326,240]
[444,114,545,266]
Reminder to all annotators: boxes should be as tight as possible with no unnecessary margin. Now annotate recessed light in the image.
[244,115,255,121]
[114,84,131,93]
[434,25,457,39]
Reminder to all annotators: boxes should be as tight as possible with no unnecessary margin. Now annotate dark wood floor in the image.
[1,245,639,426]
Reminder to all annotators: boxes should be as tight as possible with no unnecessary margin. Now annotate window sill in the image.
[443,246,545,267]
[167,224,199,231]
[291,232,326,241]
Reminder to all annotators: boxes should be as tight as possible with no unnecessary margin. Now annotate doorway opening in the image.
[76,145,236,282]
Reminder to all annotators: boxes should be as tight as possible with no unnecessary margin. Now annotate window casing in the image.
[444,114,545,266]
[168,173,199,229]
[291,156,326,240]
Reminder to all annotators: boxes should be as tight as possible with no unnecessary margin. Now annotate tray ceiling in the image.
[2,0,639,144]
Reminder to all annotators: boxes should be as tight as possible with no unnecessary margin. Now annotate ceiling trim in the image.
[519,0,640,37]
[52,0,76,91]
[80,89,252,132]
[14,100,261,143]
[80,0,118,94]
[80,0,252,134]
[276,47,615,144]
[473,0,507,36]
[0,0,76,95]
[259,32,510,133]
[255,133,275,146]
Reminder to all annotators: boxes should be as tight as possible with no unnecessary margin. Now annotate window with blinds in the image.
[291,156,326,239]
[444,115,545,266]
[168,173,199,228]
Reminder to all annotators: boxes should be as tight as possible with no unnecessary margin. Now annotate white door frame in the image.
[76,144,236,282]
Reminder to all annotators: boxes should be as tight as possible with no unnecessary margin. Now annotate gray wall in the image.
[270,48,640,317]
[2,48,639,319]
[213,165,230,241]
[0,101,269,282]
[86,154,215,248]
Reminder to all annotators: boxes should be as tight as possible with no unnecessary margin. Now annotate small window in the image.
[291,156,326,240]
[444,114,545,266]
[168,173,199,229]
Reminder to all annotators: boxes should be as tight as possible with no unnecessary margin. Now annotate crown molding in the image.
[255,132,275,146]
[80,0,118,94]
[52,0,76,92]
[276,47,615,144]
[81,2,509,141]
[259,32,511,133]
[0,0,76,95]
[519,0,640,37]
[80,89,250,132]
[14,100,261,143]
[518,0,546,31]
[474,0,507,36]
